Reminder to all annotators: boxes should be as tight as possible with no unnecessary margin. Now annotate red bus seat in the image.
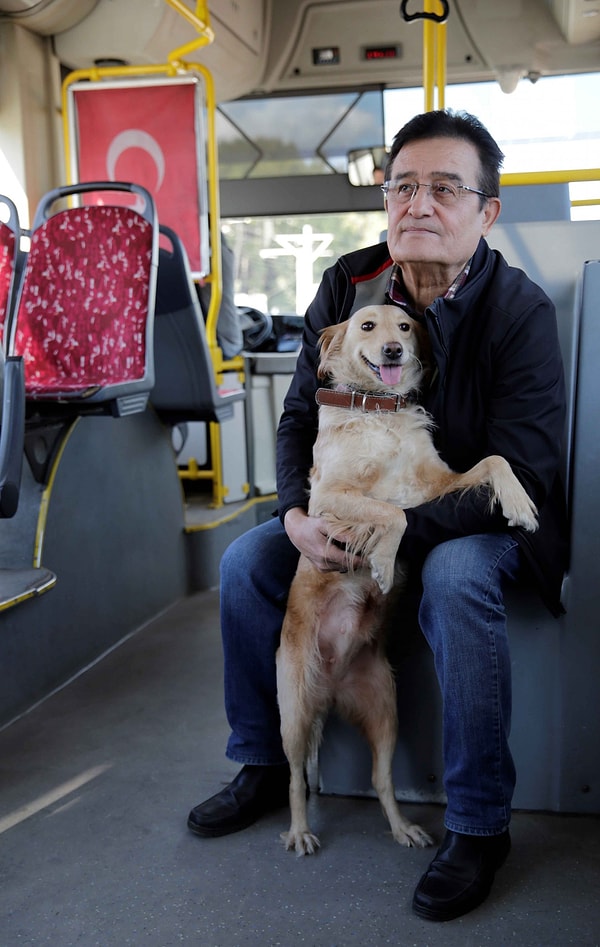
[0,196,25,517]
[9,182,158,417]
[0,195,20,347]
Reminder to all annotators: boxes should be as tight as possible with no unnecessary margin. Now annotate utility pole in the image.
[260,224,333,314]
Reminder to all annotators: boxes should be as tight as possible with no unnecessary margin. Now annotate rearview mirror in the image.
[347,146,390,186]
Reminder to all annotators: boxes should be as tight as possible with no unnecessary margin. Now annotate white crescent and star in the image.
[106,130,165,210]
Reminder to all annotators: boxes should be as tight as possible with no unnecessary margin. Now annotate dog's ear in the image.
[317,321,347,379]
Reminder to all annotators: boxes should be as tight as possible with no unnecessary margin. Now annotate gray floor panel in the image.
[0,591,598,946]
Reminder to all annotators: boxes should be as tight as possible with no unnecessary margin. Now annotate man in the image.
[188,110,567,922]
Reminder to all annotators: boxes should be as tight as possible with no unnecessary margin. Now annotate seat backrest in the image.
[567,258,600,577]
[489,219,600,506]
[498,183,571,223]
[151,225,244,424]
[9,182,158,417]
[0,356,25,518]
[0,197,25,517]
[0,195,20,349]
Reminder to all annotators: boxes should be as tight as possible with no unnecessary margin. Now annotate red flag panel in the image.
[72,80,207,274]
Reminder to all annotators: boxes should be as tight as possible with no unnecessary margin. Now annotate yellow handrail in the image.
[164,0,213,37]
[500,169,600,188]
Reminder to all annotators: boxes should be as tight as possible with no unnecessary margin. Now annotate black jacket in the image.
[276,238,568,616]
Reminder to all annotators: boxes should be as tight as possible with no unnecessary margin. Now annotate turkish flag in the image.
[72,79,208,275]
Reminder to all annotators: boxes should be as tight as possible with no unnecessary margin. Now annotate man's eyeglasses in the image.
[381,181,491,206]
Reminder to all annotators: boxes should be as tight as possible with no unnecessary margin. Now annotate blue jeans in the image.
[219,517,521,835]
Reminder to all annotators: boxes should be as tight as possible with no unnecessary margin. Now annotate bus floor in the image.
[0,589,598,947]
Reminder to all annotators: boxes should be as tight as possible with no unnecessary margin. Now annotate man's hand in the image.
[284,507,362,573]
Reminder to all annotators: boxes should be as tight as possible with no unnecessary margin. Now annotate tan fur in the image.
[276,305,538,855]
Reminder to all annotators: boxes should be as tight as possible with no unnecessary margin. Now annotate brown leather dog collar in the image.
[315,387,416,413]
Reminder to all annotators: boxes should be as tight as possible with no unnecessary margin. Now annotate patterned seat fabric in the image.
[14,205,153,396]
[0,220,16,344]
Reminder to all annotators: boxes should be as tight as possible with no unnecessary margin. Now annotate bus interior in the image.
[0,1,599,943]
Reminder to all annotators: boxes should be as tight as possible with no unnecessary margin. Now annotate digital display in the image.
[363,45,401,61]
[312,47,341,66]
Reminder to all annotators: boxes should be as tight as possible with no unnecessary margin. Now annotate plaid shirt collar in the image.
[386,258,472,314]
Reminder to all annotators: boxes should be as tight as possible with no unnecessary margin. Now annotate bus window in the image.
[217,74,600,315]
[222,211,387,317]
[385,73,600,221]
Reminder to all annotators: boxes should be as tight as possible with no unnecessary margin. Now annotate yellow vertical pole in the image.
[436,19,447,109]
[422,0,447,112]
[423,10,436,112]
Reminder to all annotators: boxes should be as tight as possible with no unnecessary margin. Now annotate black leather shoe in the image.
[412,828,511,922]
[187,764,291,838]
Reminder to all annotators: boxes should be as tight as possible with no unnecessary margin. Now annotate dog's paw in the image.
[494,478,538,533]
[370,559,394,594]
[280,829,321,856]
[501,493,538,533]
[389,820,434,848]
[404,824,435,848]
[506,503,538,532]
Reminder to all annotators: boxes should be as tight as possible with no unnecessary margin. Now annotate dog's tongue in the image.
[380,364,403,386]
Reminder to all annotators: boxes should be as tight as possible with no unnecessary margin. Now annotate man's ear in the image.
[481,196,502,235]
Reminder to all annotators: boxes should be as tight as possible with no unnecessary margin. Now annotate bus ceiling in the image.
[1,1,599,103]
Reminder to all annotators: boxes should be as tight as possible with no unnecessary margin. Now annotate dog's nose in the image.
[382,342,403,360]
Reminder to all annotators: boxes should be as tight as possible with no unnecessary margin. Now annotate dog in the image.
[276,304,538,856]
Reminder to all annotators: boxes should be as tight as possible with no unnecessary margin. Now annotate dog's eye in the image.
[360,321,375,332]
[398,322,411,333]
